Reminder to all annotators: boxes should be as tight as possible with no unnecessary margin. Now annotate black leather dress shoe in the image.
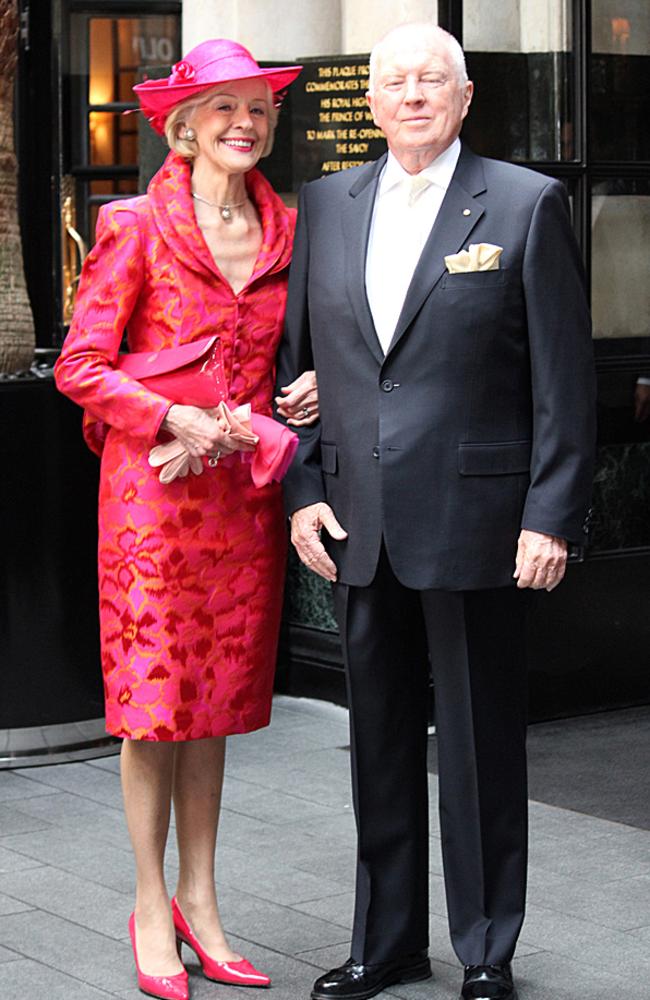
[461,964,518,1000]
[311,952,432,1000]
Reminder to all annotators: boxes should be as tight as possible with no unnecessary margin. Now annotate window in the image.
[438,0,650,554]
[68,13,180,242]
[462,0,574,162]
[591,0,650,161]
[592,178,650,341]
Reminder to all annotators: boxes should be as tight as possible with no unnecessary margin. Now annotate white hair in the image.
[368,22,468,94]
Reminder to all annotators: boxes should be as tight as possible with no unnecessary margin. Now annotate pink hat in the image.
[133,38,302,135]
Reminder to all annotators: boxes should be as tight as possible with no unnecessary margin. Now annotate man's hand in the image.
[275,370,319,426]
[290,503,348,582]
[514,529,568,591]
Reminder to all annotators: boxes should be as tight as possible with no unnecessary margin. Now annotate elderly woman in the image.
[55,40,315,1000]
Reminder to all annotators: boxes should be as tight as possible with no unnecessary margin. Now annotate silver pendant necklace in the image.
[192,191,247,222]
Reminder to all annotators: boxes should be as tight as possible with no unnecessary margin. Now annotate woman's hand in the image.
[161,404,256,458]
[275,370,319,426]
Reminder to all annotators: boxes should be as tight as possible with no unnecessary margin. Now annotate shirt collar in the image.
[378,137,462,197]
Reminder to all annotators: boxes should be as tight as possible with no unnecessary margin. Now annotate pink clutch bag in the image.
[116,334,228,408]
[249,412,299,486]
[116,337,298,488]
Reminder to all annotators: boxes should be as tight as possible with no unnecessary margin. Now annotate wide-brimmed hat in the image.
[133,38,302,135]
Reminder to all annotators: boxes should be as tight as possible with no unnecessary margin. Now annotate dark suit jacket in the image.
[277,144,596,590]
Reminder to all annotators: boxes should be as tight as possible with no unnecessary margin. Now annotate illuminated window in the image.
[69,14,180,244]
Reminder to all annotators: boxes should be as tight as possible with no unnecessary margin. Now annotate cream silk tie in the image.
[407,173,432,207]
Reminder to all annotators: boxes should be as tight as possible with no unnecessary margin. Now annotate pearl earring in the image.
[184,128,196,141]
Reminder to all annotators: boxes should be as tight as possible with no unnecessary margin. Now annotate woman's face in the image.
[188,79,271,177]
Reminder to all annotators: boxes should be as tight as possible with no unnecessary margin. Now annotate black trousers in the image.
[333,547,529,967]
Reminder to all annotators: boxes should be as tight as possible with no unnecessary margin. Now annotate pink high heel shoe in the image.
[172,896,271,988]
[129,913,189,1000]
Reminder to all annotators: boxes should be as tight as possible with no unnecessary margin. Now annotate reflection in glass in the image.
[591,176,650,553]
[89,112,137,166]
[591,1,650,160]
[76,14,180,248]
[71,13,180,89]
[590,443,650,552]
[88,21,116,105]
[462,0,573,161]
[87,16,179,171]
[89,17,179,105]
[592,179,650,340]
[88,178,139,237]
[592,0,650,54]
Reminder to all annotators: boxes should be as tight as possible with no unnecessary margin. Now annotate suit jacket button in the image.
[381,378,394,392]
[372,446,380,459]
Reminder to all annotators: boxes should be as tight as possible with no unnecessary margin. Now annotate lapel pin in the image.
[463,208,471,216]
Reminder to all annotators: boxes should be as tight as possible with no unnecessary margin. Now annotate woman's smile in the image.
[220,136,257,152]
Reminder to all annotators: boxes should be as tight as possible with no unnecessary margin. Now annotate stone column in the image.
[182,0,342,59]
[341,0,438,54]
[464,0,522,52]
[182,0,237,51]
[520,0,570,53]
[463,0,570,53]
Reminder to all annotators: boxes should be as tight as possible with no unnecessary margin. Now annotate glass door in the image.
[59,5,180,327]
[68,13,180,241]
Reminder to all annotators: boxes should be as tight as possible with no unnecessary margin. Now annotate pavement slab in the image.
[0,695,647,1000]
[0,957,116,997]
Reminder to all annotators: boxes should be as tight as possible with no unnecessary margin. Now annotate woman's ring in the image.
[301,406,310,418]
[208,450,222,468]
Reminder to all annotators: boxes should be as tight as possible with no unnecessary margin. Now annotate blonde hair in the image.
[165,83,279,159]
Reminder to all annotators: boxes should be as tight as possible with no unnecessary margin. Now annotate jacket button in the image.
[372,447,380,459]
[381,378,394,392]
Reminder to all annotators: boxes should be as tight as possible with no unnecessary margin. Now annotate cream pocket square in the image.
[444,243,503,273]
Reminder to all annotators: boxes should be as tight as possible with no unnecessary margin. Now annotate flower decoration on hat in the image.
[170,60,196,84]
[147,113,167,134]
[273,87,289,109]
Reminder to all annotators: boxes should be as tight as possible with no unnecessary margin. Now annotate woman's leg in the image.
[121,739,184,975]
[173,736,240,960]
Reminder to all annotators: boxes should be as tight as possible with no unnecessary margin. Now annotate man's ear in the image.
[366,90,379,127]
[461,80,474,121]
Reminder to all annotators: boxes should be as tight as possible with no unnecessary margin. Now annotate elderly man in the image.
[277,22,595,1000]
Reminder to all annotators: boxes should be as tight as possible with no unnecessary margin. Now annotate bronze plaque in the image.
[292,55,386,188]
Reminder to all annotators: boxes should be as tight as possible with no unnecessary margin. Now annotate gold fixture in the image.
[60,175,88,325]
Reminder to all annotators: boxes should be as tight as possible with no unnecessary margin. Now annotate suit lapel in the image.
[342,156,387,366]
[386,146,488,358]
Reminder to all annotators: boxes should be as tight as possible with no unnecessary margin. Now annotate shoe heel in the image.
[400,958,432,984]
[128,913,189,1000]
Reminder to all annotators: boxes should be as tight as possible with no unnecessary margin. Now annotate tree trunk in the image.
[0,0,35,374]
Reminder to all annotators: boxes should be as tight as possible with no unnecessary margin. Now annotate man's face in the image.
[367,36,473,168]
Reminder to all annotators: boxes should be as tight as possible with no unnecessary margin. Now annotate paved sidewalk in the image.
[0,696,649,999]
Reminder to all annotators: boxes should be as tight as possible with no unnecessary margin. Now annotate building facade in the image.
[2,0,648,762]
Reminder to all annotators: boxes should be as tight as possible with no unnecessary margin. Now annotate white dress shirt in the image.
[365,138,461,354]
